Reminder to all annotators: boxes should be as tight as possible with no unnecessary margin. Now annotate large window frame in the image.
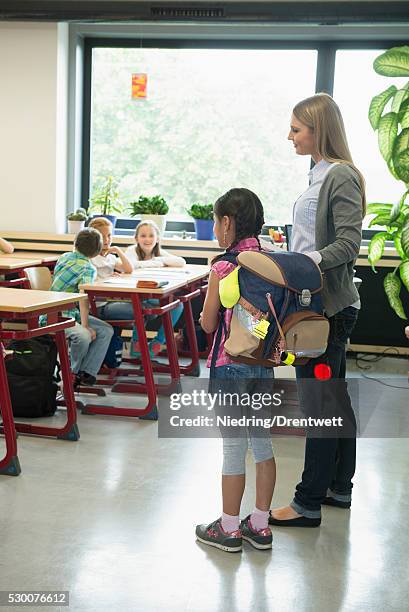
[81,36,409,231]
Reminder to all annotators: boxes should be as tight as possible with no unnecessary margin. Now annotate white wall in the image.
[0,21,68,232]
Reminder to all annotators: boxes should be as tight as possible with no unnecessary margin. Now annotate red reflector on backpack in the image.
[314,363,332,380]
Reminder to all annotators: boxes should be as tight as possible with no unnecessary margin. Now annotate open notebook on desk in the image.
[103,269,191,285]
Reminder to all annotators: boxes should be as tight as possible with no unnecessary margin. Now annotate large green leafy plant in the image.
[367,46,409,319]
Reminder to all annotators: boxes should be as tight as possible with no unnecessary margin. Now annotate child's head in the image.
[134,221,161,260]
[213,188,264,250]
[88,217,113,254]
[74,228,103,259]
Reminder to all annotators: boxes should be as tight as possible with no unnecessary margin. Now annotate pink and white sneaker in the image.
[240,515,272,550]
[196,518,242,553]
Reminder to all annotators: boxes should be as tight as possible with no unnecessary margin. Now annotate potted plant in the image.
[67,208,88,234]
[88,175,123,227]
[128,195,169,235]
[187,203,214,240]
[367,45,409,320]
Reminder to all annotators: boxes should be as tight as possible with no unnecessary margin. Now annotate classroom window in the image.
[89,47,317,224]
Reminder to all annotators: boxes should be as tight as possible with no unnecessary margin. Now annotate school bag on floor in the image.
[103,328,124,369]
[5,335,59,417]
[212,250,330,368]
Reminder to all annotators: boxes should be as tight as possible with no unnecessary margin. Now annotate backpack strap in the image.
[209,251,239,376]
[209,310,227,377]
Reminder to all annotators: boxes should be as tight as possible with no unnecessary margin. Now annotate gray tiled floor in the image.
[1,356,408,611]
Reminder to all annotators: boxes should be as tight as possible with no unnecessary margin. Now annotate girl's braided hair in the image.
[212,188,265,264]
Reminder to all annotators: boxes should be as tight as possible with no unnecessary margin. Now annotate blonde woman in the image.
[270,93,365,527]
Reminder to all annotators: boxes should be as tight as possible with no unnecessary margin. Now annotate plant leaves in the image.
[366,203,393,216]
[187,203,214,219]
[400,104,409,129]
[402,215,409,257]
[390,200,402,223]
[394,232,407,259]
[388,157,401,180]
[378,113,398,162]
[391,84,409,113]
[384,273,407,319]
[368,214,394,228]
[368,85,397,130]
[390,189,409,222]
[400,261,409,293]
[393,128,409,183]
[374,46,409,77]
[128,195,169,215]
[368,231,388,268]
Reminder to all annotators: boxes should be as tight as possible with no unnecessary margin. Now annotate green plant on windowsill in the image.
[187,203,214,240]
[186,203,214,220]
[88,175,123,216]
[367,45,409,320]
[128,196,169,216]
[66,208,88,222]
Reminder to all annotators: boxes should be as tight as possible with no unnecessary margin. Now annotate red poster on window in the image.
[132,73,147,99]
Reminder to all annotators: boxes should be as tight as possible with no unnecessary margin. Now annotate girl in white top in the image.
[125,221,185,269]
[125,221,185,357]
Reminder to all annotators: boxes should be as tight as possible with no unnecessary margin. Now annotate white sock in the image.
[221,512,240,534]
[250,507,269,531]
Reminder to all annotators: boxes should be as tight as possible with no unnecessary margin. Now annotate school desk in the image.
[0,288,87,476]
[5,251,59,270]
[0,256,44,287]
[80,264,209,419]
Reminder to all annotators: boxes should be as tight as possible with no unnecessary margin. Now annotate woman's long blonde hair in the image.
[293,93,366,215]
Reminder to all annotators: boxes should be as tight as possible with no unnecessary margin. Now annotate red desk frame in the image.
[0,258,57,289]
[82,275,208,420]
[0,303,80,476]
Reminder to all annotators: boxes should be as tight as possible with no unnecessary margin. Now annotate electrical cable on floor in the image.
[352,348,409,389]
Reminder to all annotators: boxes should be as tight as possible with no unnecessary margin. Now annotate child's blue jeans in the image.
[65,315,113,377]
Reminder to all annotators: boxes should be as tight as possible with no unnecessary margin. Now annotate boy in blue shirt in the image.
[51,228,113,386]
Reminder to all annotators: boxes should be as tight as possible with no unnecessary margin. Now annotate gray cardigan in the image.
[315,163,363,318]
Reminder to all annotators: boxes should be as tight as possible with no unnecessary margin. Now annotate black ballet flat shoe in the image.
[268,511,321,528]
[322,496,351,509]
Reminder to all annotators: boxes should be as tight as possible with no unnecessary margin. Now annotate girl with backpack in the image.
[196,188,276,553]
[270,93,365,527]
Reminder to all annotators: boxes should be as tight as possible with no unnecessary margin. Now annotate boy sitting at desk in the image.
[50,228,113,386]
